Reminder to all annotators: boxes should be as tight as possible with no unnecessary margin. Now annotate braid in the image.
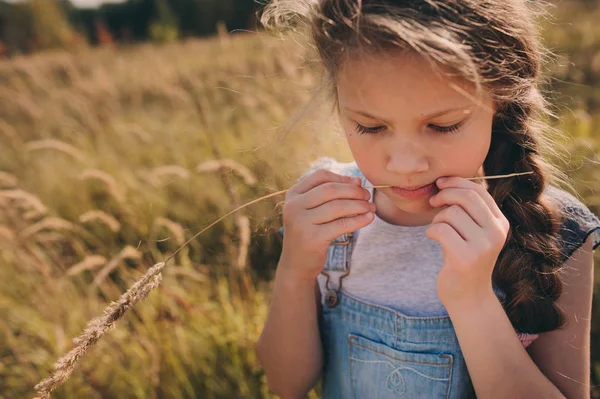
[484,100,566,334]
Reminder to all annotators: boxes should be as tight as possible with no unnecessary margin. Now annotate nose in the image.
[385,136,430,175]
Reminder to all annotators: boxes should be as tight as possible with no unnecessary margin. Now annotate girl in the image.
[256,1,600,398]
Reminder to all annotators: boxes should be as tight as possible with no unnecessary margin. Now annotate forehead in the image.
[335,52,485,113]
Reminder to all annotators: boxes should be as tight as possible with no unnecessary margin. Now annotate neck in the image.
[373,188,441,227]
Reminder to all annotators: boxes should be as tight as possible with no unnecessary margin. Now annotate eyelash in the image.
[354,121,465,135]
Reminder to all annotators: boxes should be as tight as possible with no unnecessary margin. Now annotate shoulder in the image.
[297,156,361,182]
[543,184,600,263]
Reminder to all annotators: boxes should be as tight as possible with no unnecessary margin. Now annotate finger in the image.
[431,204,481,242]
[310,199,375,224]
[293,169,354,195]
[303,180,370,209]
[436,176,503,219]
[426,222,467,252]
[429,187,492,228]
[320,210,375,240]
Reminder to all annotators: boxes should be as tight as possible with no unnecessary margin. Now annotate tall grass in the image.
[0,32,340,398]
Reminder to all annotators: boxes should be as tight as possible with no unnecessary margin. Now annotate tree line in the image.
[0,0,261,56]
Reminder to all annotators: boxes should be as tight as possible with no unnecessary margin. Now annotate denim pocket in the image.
[348,334,453,399]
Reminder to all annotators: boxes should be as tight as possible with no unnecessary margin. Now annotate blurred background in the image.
[0,0,599,398]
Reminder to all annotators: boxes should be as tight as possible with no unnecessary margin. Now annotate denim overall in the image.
[319,228,478,399]
[317,166,480,398]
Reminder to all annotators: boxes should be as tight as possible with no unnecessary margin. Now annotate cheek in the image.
[462,121,492,164]
[438,127,491,171]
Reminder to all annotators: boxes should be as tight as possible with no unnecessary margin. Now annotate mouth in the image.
[390,182,437,198]
[393,182,435,191]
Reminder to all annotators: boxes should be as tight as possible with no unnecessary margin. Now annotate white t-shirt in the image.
[316,173,448,317]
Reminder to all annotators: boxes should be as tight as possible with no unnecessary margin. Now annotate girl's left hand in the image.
[426,176,510,307]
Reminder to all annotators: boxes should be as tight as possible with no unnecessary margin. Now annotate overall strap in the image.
[323,162,364,273]
[320,163,364,307]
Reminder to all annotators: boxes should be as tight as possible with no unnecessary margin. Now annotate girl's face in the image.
[336,52,496,227]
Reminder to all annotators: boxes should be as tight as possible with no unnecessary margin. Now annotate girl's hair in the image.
[260,0,573,334]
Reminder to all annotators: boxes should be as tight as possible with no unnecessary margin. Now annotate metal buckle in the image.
[330,232,353,246]
[321,265,350,308]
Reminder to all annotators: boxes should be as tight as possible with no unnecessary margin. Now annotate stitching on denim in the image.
[444,354,454,399]
[349,358,450,381]
[349,344,452,367]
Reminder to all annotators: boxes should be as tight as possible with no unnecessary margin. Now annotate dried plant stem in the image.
[33,266,163,399]
[363,171,534,189]
[33,171,531,397]
[31,189,287,399]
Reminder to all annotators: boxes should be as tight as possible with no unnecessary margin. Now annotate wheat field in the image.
[1,3,600,397]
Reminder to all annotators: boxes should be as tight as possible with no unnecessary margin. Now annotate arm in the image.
[256,256,324,398]
[445,236,594,399]
[256,168,373,397]
[527,236,594,398]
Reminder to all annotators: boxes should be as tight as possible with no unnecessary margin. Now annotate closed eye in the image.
[354,121,465,135]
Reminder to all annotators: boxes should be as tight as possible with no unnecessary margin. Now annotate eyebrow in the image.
[344,106,472,124]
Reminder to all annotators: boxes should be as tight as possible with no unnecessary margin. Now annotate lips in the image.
[391,183,436,198]
[394,183,434,191]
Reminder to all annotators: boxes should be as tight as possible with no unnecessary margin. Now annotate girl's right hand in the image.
[279,169,376,281]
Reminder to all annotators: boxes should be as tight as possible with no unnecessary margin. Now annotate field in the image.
[1,2,600,397]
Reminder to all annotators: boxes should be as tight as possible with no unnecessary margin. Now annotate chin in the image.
[390,197,436,214]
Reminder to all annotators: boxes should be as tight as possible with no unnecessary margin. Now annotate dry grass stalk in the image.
[20,217,82,239]
[33,231,67,245]
[0,189,48,219]
[92,246,142,287]
[135,169,162,188]
[0,171,18,188]
[362,171,535,189]
[236,215,250,269]
[137,335,160,387]
[33,264,163,399]
[151,165,191,180]
[165,266,208,283]
[0,119,22,149]
[79,210,121,232]
[78,169,125,203]
[32,171,529,396]
[66,255,107,277]
[0,225,15,243]
[196,159,257,186]
[153,217,186,246]
[121,123,152,144]
[24,139,86,163]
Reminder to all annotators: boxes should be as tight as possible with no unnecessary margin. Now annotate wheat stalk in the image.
[32,171,532,398]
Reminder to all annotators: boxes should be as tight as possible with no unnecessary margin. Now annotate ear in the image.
[492,98,505,114]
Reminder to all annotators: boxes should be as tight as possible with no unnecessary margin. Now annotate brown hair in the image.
[260,0,573,334]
